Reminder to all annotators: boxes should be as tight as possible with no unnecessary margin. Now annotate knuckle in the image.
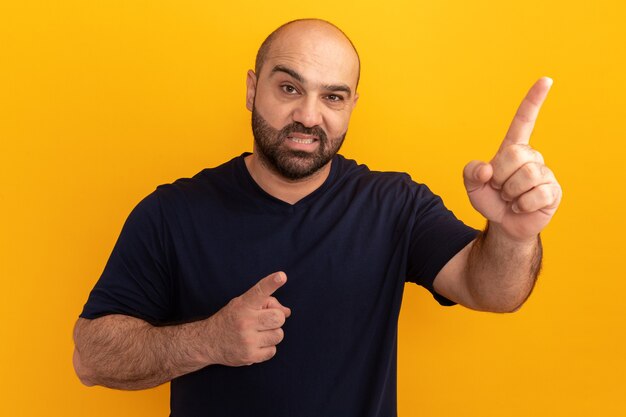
[492,146,528,180]
[230,345,256,366]
[266,330,282,346]
[258,312,271,328]
[264,346,277,361]
[512,146,531,165]
[516,197,530,212]
[240,352,255,365]
[261,329,284,347]
[540,185,554,202]
[229,297,247,312]
[500,145,521,163]
[260,311,284,328]
[500,183,514,201]
[522,162,539,180]
[274,311,286,327]
[275,328,285,343]
[519,191,537,210]
[258,313,271,328]
[241,334,256,347]
[540,164,554,179]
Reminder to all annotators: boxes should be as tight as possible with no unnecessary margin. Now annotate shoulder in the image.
[152,155,243,204]
[121,156,246,228]
[333,155,436,201]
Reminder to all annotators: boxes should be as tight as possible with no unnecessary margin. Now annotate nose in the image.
[292,96,323,128]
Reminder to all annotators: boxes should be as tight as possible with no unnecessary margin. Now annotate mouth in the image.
[288,137,316,144]
[286,133,318,145]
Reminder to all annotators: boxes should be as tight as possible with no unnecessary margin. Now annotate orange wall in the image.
[1,1,625,416]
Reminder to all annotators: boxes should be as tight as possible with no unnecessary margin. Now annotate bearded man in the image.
[73,18,561,417]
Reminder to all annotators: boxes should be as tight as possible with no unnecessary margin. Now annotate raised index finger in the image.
[501,77,553,149]
[240,271,287,308]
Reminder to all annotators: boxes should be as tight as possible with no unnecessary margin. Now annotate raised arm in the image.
[73,272,291,390]
[433,78,561,312]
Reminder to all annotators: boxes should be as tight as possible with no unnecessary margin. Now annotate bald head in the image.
[254,19,361,88]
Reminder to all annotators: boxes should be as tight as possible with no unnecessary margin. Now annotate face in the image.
[246,23,360,181]
[251,108,346,180]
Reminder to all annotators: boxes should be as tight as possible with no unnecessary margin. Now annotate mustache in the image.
[279,122,327,142]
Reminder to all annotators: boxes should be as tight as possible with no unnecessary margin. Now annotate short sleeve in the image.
[406,184,479,305]
[79,191,174,324]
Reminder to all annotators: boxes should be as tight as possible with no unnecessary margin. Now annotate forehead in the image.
[261,25,359,90]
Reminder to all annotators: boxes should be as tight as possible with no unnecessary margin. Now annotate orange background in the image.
[1,0,625,416]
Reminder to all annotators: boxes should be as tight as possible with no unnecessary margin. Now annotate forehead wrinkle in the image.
[263,32,358,90]
[254,19,361,89]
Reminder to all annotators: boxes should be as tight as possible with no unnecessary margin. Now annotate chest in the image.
[165,195,413,325]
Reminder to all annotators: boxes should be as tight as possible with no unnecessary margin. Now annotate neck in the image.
[244,153,332,205]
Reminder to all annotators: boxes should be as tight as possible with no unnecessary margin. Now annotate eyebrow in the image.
[272,65,304,83]
[271,64,353,98]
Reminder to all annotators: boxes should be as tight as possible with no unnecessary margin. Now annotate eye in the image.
[281,84,299,95]
[326,94,344,102]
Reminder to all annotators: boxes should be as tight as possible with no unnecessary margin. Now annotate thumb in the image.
[463,160,493,193]
[240,271,287,309]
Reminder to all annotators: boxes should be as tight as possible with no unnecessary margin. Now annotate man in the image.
[73,18,561,416]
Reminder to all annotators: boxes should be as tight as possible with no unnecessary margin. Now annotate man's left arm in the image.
[433,77,562,312]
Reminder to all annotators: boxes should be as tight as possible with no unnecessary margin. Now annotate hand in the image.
[206,271,291,367]
[463,77,562,241]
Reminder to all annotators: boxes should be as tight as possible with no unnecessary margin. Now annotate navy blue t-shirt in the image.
[81,154,479,417]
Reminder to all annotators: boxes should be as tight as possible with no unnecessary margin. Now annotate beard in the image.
[251,107,347,181]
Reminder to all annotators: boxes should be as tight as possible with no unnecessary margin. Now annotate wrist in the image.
[196,315,221,367]
[173,318,219,369]
[485,221,539,246]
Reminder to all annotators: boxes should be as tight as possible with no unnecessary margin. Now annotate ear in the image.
[246,70,257,112]
[353,92,359,107]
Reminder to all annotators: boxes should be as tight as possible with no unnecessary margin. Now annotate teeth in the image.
[289,137,315,144]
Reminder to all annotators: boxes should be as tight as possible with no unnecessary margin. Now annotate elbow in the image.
[478,293,531,313]
[464,275,536,313]
[503,299,528,313]
[497,287,535,313]
[466,288,532,313]
[73,348,97,387]
[489,301,525,314]
[73,319,97,386]
[469,302,522,314]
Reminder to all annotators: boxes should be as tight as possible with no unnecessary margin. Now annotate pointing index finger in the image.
[501,77,553,149]
[240,272,287,308]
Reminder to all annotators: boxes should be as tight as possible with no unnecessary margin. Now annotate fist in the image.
[206,272,291,366]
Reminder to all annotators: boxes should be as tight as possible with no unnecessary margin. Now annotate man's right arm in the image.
[73,272,291,390]
[73,314,212,390]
